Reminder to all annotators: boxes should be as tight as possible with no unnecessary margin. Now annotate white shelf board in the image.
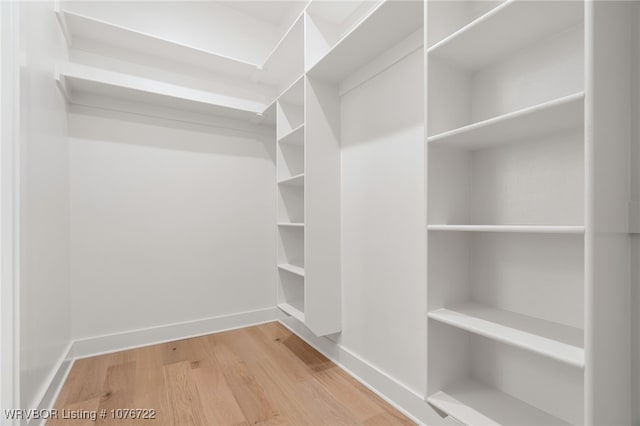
[278,75,305,106]
[278,303,305,322]
[260,14,304,92]
[277,174,304,187]
[429,303,584,368]
[55,63,266,122]
[428,0,583,70]
[277,264,305,278]
[307,0,423,83]
[427,225,584,234]
[277,222,304,228]
[428,92,585,149]
[427,380,570,426]
[56,9,260,80]
[278,123,304,145]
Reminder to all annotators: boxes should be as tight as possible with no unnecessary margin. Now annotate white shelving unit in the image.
[276,77,307,325]
[55,8,260,80]
[426,1,633,425]
[55,63,267,126]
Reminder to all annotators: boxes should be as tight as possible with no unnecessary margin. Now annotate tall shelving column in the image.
[276,77,306,323]
[425,1,589,424]
[425,1,633,424]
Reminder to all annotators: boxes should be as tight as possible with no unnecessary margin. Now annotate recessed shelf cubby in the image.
[428,323,584,425]
[428,7,584,136]
[428,129,584,227]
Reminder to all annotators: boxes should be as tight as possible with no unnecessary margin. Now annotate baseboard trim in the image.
[30,307,280,425]
[277,317,444,426]
[33,309,446,426]
[71,307,281,359]
[28,342,74,425]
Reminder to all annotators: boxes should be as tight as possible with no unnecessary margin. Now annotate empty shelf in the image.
[427,380,570,426]
[278,222,304,228]
[278,303,305,322]
[428,93,585,149]
[428,0,583,70]
[278,123,304,145]
[427,225,584,234]
[307,0,423,82]
[277,174,304,186]
[277,264,305,277]
[55,63,266,123]
[56,9,259,80]
[260,15,304,93]
[428,303,584,367]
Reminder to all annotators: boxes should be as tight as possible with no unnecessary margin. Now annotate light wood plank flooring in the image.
[50,322,415,425]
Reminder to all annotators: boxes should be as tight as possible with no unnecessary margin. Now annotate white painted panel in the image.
[339,49,425,393]
[68,108,276,339]
[18,0,72,411]
[305,76,341,336]
[585,2,632,424]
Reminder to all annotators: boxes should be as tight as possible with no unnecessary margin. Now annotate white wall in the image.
[18,0,71,410]
[63,1,281,65]
[338,49,426,395]
[68,108,276,340]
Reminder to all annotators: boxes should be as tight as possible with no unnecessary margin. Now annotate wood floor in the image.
[50,322,415,426]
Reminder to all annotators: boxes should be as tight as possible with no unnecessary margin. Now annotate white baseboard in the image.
[33,308,451,426]
[30,307,281,426]
[277,317,450,426]
[71,307,281,359]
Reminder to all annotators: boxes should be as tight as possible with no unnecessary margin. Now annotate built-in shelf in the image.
[427,225,585,234]
[428,92,585,149]
[277,264,305,278]
[427,380,570,426]
[428,0,584,70]
[55,8,260,80]
[277,174,304,187]
[277,222,304,228]
[55,63,266,123]
[307,0,423,83]
[278,123,304,145]
[260,14,305,94]
[278,302,305,322]
[428,303,584,368]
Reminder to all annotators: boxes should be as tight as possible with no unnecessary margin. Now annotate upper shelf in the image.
[428,92,585,149]
[429,303,584,368]
[307,0,423,83]
[260,14,305,96]
[428,0,584,70]
[55,8,260,81]
[55,63,266,123]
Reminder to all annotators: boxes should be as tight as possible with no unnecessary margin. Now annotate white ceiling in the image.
[220,1,307,27]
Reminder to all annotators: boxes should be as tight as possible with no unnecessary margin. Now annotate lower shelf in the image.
[277,263,305,277]
[427,380,570,426]
[428,303,584,368]
[278,303,305,322]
